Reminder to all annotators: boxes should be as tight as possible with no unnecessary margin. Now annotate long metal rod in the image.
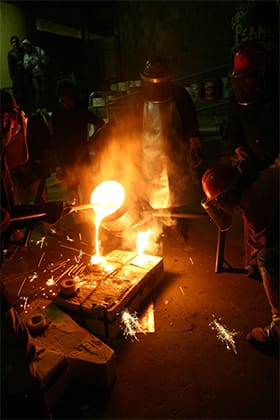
[10,213,47,222]
[150,212,208,219]
[215,230,226,273]
[67,204,94,212]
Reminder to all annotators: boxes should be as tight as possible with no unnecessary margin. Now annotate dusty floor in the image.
[53,215,279,420]
[1,168,279,420]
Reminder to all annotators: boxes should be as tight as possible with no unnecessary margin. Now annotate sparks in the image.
[23,296,28,311]
[209,315,239,354]
[38,252,46,267]
[74,250,84,263]
[46,276,55,286]
[120,309,146,341]
[29,272,38,282]
[36,236,46,248]
[66,235,74,242]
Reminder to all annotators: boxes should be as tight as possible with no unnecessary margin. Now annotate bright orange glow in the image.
[136,229,154,255]
[90,180,125,220]
[90,180,125,258]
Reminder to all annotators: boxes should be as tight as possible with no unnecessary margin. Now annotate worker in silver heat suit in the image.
[135,56,203,212]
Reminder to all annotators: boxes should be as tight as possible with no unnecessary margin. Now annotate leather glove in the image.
[234,147,252,174]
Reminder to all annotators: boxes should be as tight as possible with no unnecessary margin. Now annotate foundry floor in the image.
[1,163,279,420]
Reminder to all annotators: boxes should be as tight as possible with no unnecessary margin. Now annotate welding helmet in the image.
[200,165,241,231]
[140,56,172,102]
[229,41,268,105]
[0,89,28,169]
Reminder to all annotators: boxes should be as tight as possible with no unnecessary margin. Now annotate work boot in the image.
[246,315,280,349]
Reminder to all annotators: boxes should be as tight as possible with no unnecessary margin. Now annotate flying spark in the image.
[29,272,38,282]
[209,315,239,354]
[121,309,146,341]
[66,235,74,242]
[36,236,46,248]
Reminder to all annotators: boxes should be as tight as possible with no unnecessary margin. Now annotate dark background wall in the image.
[4,1,279,95]
[117,1,235,82]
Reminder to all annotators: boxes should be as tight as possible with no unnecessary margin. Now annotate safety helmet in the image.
[229,41,268,105]
[140,56,171,84]
[233,41,268,74]
[201,165,240,202]
[201,165,241,230]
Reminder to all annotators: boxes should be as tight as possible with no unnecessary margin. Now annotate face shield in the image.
[229,67,264,106]
[141,81,172,103]
[201,193,234,232]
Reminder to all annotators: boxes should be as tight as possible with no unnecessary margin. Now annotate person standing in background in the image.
[22,39,49,112]
[8,36,33,116]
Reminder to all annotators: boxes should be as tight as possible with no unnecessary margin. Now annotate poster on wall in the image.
[231,1,279,54]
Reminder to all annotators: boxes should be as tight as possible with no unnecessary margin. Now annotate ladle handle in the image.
[10,212,47,222]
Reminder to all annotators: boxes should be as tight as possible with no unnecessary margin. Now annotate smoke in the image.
[64,100,201,254]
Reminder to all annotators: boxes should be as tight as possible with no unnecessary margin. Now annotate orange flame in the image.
[136,229,154,255]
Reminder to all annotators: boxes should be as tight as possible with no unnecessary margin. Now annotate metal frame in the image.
[215,230,246,274]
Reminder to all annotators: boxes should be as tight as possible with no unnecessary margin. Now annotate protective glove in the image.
[234,146,250,161]
[233,146,252,174]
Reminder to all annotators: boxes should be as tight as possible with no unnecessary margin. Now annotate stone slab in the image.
[20,299,116,390]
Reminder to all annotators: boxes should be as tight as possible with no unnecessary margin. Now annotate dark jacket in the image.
[228,93,279,171]
[52,99,104,168]
[8,48,25,81]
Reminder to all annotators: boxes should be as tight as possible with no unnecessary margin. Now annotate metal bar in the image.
[10,213,47,222]
[23,229,33,248]
[215,230,226,273]
[150,212,208,219]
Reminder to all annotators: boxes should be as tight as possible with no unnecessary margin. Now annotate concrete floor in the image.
[2,162,279,420]
[51,213,279,420]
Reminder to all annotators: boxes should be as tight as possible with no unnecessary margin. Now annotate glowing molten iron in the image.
[90,180,125,264]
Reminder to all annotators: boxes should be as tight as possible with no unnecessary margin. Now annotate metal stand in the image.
[215,230,247,274]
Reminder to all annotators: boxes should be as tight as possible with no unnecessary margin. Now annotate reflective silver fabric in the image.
[142,99,200,208]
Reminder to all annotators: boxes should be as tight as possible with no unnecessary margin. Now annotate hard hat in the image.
[201,165,240,202]
[140,56,171,84]
[229,41,268,105]
[232,41,268,74]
